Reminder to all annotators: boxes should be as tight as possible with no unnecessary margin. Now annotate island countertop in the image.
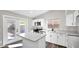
[47,30,79,37]
[17,32,46,42]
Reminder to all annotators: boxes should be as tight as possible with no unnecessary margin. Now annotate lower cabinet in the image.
[57,33,68,47]
[68,36,79,48]
[46,31,79,48]
[46,31,51,42]
[50,32,58,44]
[46,31,68,47]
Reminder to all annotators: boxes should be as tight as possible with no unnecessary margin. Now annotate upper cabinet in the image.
[66,13,75,26]
[66,10,79,26]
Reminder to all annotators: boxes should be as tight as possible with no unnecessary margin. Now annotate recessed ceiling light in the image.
[29,11,33,13]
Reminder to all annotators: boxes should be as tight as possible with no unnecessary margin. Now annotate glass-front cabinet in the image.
[66,10,79,26]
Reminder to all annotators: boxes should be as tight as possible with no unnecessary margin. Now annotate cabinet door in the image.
[68,36,75,48]
[68,36,79,48]
[50,32,58,44]
[73,37,79,48]
[66,14,74,26]
[46,34,50,42]
[18,18,28,34]
[74,11,79,26]
[57,33,67,46]
[46,31,51,42]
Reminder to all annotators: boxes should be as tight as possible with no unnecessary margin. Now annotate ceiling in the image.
[10,10,48,18]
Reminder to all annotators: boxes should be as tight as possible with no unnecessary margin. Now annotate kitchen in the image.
[0,10,79,48]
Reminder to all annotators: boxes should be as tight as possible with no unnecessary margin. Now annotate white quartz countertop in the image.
[48,30,79,37]
[56,30,79,35]
[18,32,46,42]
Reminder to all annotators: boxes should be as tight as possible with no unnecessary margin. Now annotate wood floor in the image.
[46,42,66,48]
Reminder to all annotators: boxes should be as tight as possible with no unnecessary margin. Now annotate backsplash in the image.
[77,26,79,33]
[66,26,78,33]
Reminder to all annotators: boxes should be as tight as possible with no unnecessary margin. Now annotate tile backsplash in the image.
[66,26,78,33]
[77,26,79,33]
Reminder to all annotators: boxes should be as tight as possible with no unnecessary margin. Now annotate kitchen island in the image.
[17,32,46,48]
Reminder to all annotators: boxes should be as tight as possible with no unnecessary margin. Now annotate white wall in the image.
[0,10,30,18]
[34,10,79,32]
[0,10,33,46]
[0,15,3,45]
[0,10,33,32]
[34,10,66,30]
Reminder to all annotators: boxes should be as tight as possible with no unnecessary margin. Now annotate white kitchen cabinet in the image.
[18,32,46,48]
[67,36,73,48]
[46,31,58,44]
[74,11,79,24]
[66,13,75,26]
[46,31,68,47]
[57,33,68,47]
[74,11,79,26]
[46,31,51,42]
[46,30,79,48]
[50,32,58,44]
[66,10,79,26]
[68,36,79,48]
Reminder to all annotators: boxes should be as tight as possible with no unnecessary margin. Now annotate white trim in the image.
[8,43,23,48]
